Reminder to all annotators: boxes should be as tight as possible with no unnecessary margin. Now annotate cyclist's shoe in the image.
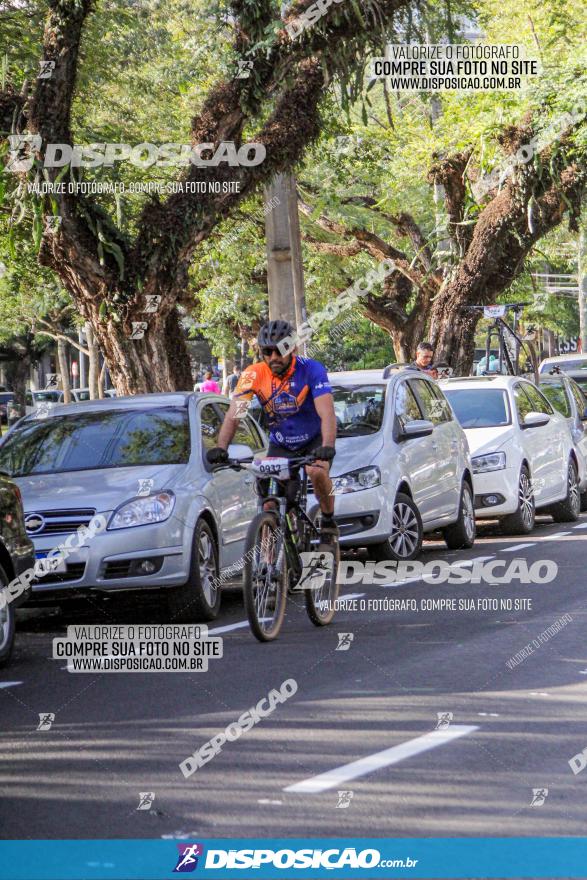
[319,514,339,544]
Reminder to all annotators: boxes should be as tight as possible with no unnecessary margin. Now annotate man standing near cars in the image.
[409,341,436,374]
[206,320,338,540]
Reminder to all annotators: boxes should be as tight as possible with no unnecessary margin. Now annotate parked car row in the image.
[0,363,585,666]
[0,389,117,424]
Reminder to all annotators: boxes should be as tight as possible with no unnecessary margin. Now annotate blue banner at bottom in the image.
[1,838,586,880]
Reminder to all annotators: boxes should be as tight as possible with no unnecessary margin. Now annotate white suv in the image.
[442,375,580,533]
[307,369,475,560]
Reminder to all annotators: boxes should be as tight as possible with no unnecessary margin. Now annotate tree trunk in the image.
[57,337,72,402]
[85,322,100,399]
[6,355,30,423]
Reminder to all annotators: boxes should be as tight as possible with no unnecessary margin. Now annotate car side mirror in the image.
[398,419,434,440]
[522,411,550,429]
[227,442,254,462]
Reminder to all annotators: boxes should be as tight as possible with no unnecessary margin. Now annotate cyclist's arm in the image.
[217,398,250,449]
[314,393,336,447]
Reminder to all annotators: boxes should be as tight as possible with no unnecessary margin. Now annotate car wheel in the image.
[372,493,423,561]
[166,519,221,623]
[548,459,581,523]
[442,481,476,550]
[500,465,535,535]
[0,564,15,668]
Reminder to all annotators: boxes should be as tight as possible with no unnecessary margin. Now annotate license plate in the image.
[35,551,67,575]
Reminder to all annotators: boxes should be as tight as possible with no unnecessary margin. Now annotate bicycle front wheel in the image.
[305,539,340,626]
[243,512,287,641]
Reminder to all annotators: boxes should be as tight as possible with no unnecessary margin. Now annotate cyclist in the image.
[206,320,338,540]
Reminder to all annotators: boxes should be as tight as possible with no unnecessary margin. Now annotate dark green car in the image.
[0,472,35,667]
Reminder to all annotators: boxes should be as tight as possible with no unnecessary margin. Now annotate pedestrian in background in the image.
[200,370,221,394]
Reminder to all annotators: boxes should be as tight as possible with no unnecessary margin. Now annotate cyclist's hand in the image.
[207,446,229,465]
[314,445,335,462]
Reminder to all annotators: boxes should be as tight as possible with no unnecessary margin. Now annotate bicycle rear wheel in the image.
[243,512,287,641]
[304,539,340,626]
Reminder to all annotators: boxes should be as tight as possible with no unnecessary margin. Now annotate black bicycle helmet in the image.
[257,319,295,348]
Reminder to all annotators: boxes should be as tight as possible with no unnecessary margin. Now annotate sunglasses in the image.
[261,347,282,357]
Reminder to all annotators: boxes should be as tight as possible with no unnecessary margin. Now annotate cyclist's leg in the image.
[303,437,334,518]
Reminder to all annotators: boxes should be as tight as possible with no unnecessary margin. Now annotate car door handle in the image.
[431,443,438,451]
[244,476,254,485]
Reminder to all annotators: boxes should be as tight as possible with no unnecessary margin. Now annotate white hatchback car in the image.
[442,376,580,534]
[307,369,475,560]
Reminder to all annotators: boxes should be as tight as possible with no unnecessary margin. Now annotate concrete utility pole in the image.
[579,229,587,353]
[264,173,307,348]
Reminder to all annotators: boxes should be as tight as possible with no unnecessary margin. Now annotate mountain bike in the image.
[220,454,340,642]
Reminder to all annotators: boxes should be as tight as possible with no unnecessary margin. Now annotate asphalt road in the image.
[1,515,586,840]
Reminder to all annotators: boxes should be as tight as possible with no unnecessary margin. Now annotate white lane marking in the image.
[529,692,550,697]
[573,522,587,529]
[501,543,535,552]
[283,725,479,793]
[207,621,251,635]
[0,681,22,689]
[335,593,365,602]
[541,532,571,540]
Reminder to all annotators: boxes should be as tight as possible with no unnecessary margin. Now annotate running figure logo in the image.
[37,713,55,730]
[173,843,204,872]
[336,633,354,651]
[136,792,155,811]
[530,788,548,806]
[435,712,453,730]
[336,790,354,808]
[297,551,333,591]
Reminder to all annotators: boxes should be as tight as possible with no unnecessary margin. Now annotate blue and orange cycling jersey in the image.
[233,356,332,450]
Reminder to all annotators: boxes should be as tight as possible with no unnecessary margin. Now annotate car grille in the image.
[103,560,133,579]
[25,508,97,537]
[32,563,86,585]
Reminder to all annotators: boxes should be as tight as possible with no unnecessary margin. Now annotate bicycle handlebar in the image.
[464,301,531,314]
[213,453,322,473]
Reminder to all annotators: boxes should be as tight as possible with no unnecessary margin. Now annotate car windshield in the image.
[444,388,511,428]
[0,406,190,476]
[33,391,62,402]
[331,384,385,435]
[540,359,587,373]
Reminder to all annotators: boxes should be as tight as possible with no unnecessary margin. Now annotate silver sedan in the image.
[0,393,265,622]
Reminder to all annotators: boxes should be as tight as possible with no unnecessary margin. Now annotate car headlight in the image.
[108,492,176,529]
[472,452,506,473]
[331,466,381,494]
